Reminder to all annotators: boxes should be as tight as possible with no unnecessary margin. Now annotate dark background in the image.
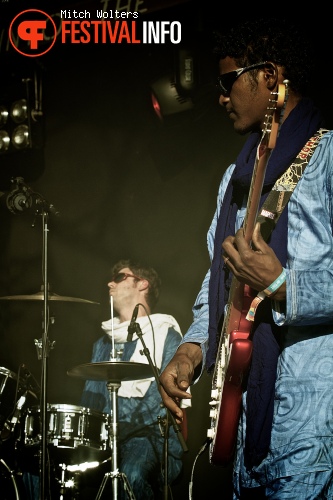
[0,2,331,498]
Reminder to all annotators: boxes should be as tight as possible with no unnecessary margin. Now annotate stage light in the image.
[0,130,10,152]
[0,78,43,155]
[0,106,9,127]
[150,48,195,122]
[0,63,45,184]
[150,74,194,121]
[11,99,28,123]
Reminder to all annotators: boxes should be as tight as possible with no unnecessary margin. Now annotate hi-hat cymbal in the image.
[0,291,99,305]
[67,361,153,381]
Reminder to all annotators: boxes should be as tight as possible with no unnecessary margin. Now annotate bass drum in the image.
[0,458,24,500]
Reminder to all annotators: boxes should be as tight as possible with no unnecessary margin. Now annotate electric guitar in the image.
[207,81,289,467]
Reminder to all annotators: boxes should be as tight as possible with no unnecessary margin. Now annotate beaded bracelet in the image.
[246,268,286,322]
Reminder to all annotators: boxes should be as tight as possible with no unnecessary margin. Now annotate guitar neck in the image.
[243,143,273,243]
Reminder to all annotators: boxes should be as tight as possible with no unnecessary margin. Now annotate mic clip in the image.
[127,304,139,342]
[127,322,138,342]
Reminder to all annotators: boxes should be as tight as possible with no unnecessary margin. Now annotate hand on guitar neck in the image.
[222,222,286,301]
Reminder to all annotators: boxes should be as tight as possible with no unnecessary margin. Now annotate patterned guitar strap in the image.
[246,127,329,321]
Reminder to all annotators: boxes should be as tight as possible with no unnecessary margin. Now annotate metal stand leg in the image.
[95,380,136,500]
[57,463,79,500]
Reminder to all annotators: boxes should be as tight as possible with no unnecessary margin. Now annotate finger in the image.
[251,222,267,252]
[223,254,230,266]
[233,227,250,253]
[159,384,184,422]
[159,370,191,399]
[221,235,237,257]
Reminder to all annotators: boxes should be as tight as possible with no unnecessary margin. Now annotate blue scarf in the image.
[207,97,324,467]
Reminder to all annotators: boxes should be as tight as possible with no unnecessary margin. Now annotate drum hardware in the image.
[67,361,152,382]
[94,380,137,500]
[0,179,100,499]
[0,365,39,442]
[0,290,100,305]
[34,338,56,361]
[67,361,156,500]
[58,463,79,500]
[1,393,27,442]
[0,458,21,500]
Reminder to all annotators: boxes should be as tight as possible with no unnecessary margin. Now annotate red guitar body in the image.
[207,284,254,466]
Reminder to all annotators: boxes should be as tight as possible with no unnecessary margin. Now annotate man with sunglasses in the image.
[80,259,189,499]
[159,17,333,500]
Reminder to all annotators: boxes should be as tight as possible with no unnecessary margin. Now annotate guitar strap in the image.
[258,127,328,240]
[247,127,328,321]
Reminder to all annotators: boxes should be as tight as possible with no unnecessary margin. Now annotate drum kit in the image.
[0,286,153,499]
[0,180,186,499]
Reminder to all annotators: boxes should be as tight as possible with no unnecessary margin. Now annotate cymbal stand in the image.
[130,317,188,500]
[58,463,79,499]
[95,380,135,500]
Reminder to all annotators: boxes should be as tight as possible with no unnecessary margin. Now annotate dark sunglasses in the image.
[111,272,144,283]
[217,61,267,97]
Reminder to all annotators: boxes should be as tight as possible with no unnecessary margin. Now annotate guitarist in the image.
[160,17,333,500]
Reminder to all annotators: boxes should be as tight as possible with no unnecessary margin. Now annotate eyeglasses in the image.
[111,272,144,283]
[216,62,267,97]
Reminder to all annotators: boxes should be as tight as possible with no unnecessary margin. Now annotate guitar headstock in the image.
[262,80,289,150]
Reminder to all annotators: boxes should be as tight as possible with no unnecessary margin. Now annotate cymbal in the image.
[0,291,99,305]
[67,361,153,381]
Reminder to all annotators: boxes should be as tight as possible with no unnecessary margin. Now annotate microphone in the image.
[1,392,27,441]
[127,304,139,342]
[0,177,32,214]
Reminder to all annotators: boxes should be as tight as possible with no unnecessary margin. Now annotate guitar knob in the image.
[210,389,219,399]
[207,429,215,439]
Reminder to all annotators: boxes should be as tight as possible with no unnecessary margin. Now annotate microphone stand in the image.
[2,178,59,499]
[40,207,50,500]
[130,321,188,500]
[33,195,58,500]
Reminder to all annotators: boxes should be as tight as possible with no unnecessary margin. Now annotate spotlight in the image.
[11,99,28,124]
[0,130,10,152]
[0,106,9,127]
[150,48,196,122]
[0,62,45,185]
[150,74,194,121]
[0,78,43,155]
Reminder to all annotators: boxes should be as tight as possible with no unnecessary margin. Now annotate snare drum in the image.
[23,404,110,464]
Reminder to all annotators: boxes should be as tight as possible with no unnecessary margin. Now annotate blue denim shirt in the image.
[180,131,333,483]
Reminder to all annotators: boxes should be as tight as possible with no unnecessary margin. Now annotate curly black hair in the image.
[111,259,161,311]
[213,18,314,95]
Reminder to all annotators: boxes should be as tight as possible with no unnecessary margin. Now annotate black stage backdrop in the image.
[0,2,331,498]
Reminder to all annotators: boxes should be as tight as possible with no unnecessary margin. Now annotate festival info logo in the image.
[9,10,57,57]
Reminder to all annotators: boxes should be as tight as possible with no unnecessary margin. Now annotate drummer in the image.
[79,259,190,499]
